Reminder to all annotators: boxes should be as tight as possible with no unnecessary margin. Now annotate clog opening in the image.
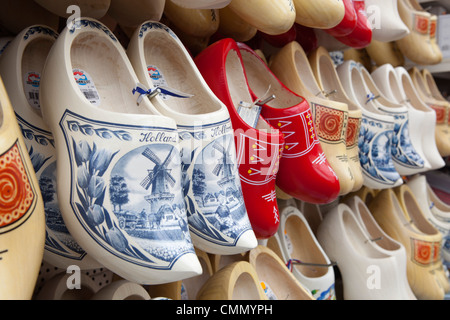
[239,49,303,109]
[284,214,328,277]
[423,71,444,100]
[253,251,310,300]
[402,190,439,235]
[225,49,275,132]
[398,73,429,111]
[349,67,379,114]
[410,68,431,98]
[60,284,95,300]
[21,37,54,117]
[356,201,400,251]
[360,68,403,110]
[342,208,389,259]
[232,271,261,300]
[70,32,152,115]
[142,29,222,115]
[427,184,450,212]
[293,50,323,98]
[387,70,405,102]
[182,255,212,300]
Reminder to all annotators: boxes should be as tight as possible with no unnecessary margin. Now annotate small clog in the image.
[227,0,296,35]
[270,41,352,197]
[317,202,414,300]
[34,0,111,19]
[196,261,267,300]
[337,61,403,189]
[127,21,257,254]
[0,25,102,269]
[248,245,315,300]
[267,201,336,300]
[0,76,45,300]
[292,0,345,29]
[333,0,373,49]
[309,46,364,193]
[364,0,409,42]
[91,280,151,300]
[238,42,341,205]
[39,17,202,285]
[369,188,445,300]
[371,64,444,170]
[195,38,285,240]
[106,0,165,28]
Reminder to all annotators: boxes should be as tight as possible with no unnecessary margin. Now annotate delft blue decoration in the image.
[390,115,424,169]
[60,110,195,270]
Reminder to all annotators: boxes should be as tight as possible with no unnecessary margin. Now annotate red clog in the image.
[194,38,284,240]
[324,0,358,37]
[293,23,318,55]
[237,42,340,205]
[334,0,372,49]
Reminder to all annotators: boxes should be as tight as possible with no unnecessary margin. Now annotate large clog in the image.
[0,76,46,300]
[0,25,102,269]
[39,17,202,285]
[127,21,257,253]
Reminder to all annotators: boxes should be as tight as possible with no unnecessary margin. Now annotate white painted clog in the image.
[371,64,444,171]
[267,201,336,300]
[0,25,102,270]
[317,202,414,300]
[0,76,45,300]
[39,17,202,285]
[127,21,257,254]
[337,61,403,189]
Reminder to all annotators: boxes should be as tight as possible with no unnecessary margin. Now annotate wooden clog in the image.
[371,64,444,171]
[0,25,102,270]
[337,60,403,189]
[297,200,323,236]
[128,22,257,252]
[429,15,443,65]
[106,0,165,28]
[35,272,99,300]
[0,0,60,35]
[393,66,449,162]
[324,0,357,38]
[358,66,428,176]
[343,48,373,71]
[34,0,111,19]
[0,76,45,300]
[268,201,336,300]
[364,0,409,42]
[248,245,315,300]
[270,41,354,197]
[196,261,267,300]
[227,0,296,35]
[292,0,345,29]
[369,188,445,300]
[309,46,364,193]
[395,0,437,65]
[365,40,405,67]
[216,5,257,42]
[39,18,202,285]
[170,0,232,9]
[238,42,341,205]
[91,280,151,300]
[317,202,414,300]
[164,1,220,38]
[394,184,449,295]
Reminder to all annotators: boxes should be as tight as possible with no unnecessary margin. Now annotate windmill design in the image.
[141,147,176,211]
[212,138,236,188]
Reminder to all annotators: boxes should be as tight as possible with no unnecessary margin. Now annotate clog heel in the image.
[0,25,101,270]
[127,21,257,252]
[309,46,364,193]
[195,38,284,240]
[0,76,45,300]
[270,41,353,197]
[39,17,202,285]
[237,42,341,204]
[337,61,403,189]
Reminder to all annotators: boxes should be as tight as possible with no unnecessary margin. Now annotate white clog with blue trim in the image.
[39,17,202,284]
[127,21,257,255]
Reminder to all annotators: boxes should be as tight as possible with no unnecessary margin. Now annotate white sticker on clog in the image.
[73,68,101,106]
[237,101,261,128]
[147,65,170,100]
[261,281,278,300]
[24,71,41,109]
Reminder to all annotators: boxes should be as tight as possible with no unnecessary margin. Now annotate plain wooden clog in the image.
[292,0,345,29]
[216,5,257,42]
[365,40,405,67]
[91,280,151,300]
[107,0,165,28]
